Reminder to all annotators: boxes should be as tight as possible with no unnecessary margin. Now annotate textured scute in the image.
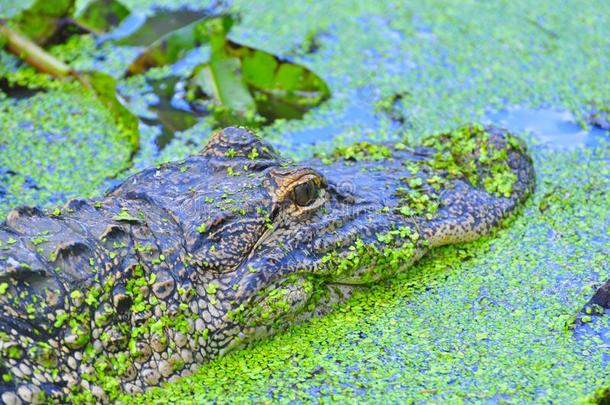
[0,126,534,402]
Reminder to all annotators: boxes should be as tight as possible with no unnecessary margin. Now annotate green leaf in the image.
[232,43,330,118]
[115,8,214,47]
[12,0,75,44]
[123,9,329,128]
[125,15,233,76]
[76,0,130,33]
[240,50,278,89]
[191,57,256,115]
[187,40,329,125]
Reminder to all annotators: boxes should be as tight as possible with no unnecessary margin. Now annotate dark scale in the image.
[0,126,534,403]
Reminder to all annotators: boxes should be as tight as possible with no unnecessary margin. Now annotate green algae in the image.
[0,83,131,215]
[422,125,522,198]
[0,0,609,402]
[318,141,393,164]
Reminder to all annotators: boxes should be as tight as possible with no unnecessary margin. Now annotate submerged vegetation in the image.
[0,0,609,403]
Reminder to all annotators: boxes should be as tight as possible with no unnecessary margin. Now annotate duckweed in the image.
[0,0,609,402]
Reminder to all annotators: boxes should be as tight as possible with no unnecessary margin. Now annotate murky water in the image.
[143,76,204,149]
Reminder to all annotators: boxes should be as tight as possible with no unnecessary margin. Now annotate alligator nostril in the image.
[112,286,132,314]
[116,296,132,314]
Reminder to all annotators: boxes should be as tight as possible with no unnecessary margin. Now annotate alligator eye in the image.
[292,180,319,207]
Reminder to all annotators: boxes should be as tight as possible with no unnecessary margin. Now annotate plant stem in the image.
[0,22,73,78]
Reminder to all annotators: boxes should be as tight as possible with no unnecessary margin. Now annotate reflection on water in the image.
[143,76,205,150]
[486,106,608,149]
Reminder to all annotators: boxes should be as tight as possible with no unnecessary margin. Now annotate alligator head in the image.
[0,126,534,402]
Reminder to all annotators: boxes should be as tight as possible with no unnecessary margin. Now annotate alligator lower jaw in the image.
[217,260,420,364]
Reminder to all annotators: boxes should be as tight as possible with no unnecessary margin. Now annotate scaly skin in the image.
[0,125,534,403]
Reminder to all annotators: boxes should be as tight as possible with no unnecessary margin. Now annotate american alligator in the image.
[0,125,534,403]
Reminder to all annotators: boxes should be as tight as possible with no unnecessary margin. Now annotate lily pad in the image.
[188,56,257,124]
[224,39,331,119]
